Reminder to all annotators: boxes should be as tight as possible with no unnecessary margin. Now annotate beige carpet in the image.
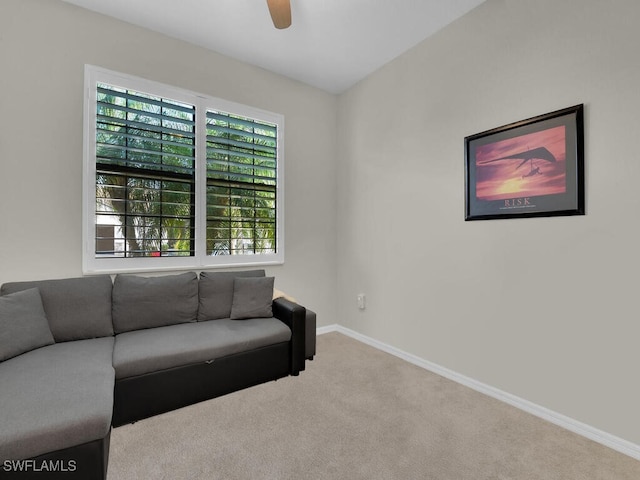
[107,332,640,479]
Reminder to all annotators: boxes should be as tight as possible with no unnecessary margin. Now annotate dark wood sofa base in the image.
[112,342,291,427]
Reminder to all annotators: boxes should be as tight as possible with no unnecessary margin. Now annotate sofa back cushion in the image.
[0,276,114,342]
[198,270,265,321]
[0,288,55,361]
[112,272,198,333]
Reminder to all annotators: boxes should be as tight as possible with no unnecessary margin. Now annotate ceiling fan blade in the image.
[266,0,292,29]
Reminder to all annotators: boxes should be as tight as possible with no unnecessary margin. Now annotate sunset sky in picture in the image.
[475,125,566,201]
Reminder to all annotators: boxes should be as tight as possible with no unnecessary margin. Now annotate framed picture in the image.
[465,104,584,221]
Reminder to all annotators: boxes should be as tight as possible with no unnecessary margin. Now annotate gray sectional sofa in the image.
[0,270,311,479]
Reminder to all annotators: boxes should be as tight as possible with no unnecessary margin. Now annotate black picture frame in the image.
[465,104,584,221]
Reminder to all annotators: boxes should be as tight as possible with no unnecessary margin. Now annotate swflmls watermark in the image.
[2,459,77,473]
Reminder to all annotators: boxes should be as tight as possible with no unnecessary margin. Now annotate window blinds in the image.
[95,83,196,257]
[205,111,278,256]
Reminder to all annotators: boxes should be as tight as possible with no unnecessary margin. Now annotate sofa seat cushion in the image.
[113,318,291,380]
[0,337,115,462]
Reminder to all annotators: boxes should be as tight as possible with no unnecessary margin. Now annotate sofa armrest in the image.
[272,297,306,376]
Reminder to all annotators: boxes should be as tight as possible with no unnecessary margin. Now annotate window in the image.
[205,110,278,256]
[83,66,284,273]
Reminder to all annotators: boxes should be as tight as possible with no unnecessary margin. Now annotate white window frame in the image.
[82,65,284,274]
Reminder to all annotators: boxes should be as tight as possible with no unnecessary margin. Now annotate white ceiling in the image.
[60,0,486,94]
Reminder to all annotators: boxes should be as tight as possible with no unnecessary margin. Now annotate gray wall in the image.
[337,0,640,445]
[0,0,338,325]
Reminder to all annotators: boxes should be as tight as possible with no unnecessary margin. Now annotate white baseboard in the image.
[316,324,640,461]
[316,325,338,336]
